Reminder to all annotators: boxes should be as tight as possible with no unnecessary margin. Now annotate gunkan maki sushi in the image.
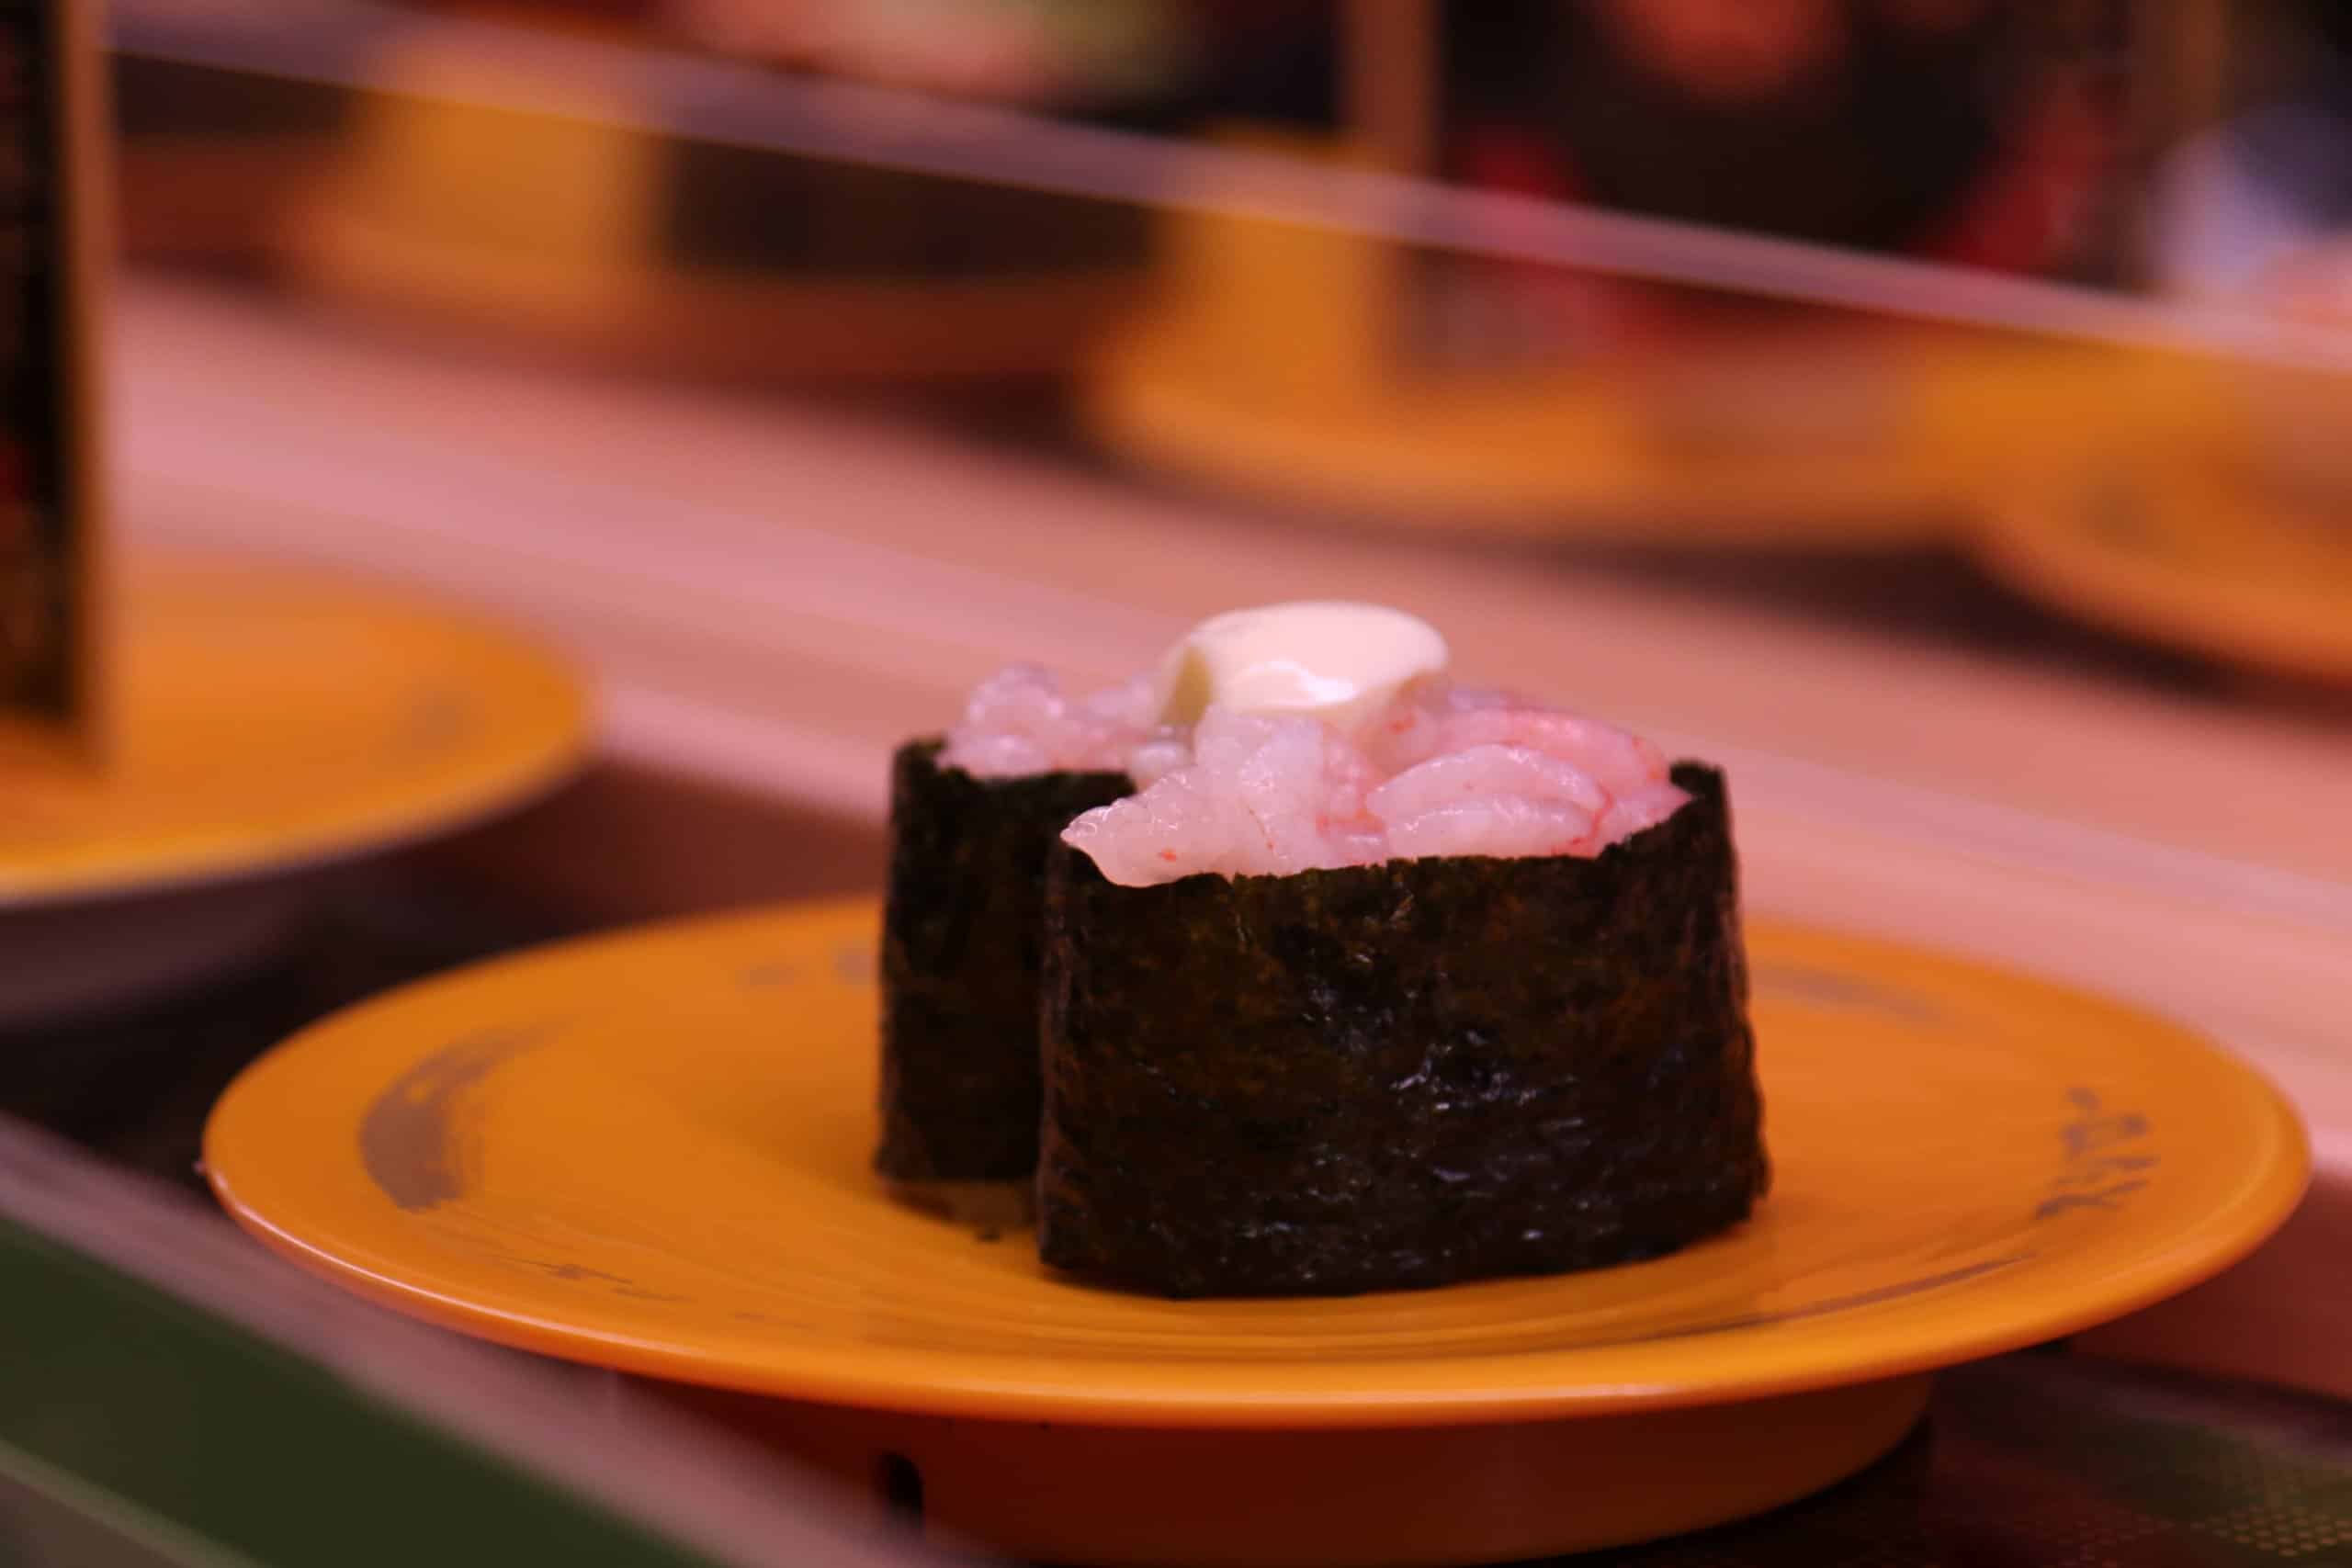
[876,667,1143,1224]
[1035,604,1767,1296]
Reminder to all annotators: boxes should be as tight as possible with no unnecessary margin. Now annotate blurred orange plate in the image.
[1974,459,2352,685]
[0,557,588,908]
[1075,171,1968,547]
[1083,314,1959,547]
[205,898,2305,1565]
[277,33,1139,386]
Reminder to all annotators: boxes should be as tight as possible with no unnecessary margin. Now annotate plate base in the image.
[675,1374,1933,1568]
[0,879,311,1031]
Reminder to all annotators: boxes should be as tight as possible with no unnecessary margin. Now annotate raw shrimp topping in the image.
[1063,678,1688,887]
[935,604,1686,886]
[938,665,1158,778]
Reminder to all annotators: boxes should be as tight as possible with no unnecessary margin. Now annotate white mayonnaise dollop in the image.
[1153,602,1449,734]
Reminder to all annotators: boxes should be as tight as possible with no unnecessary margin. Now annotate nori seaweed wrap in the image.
[1037,761,1764,1297]
[877,741,1132,1216]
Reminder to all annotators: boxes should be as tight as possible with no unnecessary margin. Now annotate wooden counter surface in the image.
[114,276,2352,1396]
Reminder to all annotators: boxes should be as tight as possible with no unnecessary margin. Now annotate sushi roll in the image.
[876,667,1143,1224]
[1036,604,1766,1296]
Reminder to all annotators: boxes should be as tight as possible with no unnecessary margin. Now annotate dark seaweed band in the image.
[876,740,1133,1187]
[1038,761,1766,1298]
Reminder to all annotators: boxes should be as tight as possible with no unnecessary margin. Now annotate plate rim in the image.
[0,556,592,910]
[205,897,2312,1430]
[1972,473,2352,684]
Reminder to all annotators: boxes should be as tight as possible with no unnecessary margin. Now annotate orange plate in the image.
[1076,164,1961,547]
[206,898,2307,1565]
[1974,456,2352,685]
[0,557,588,908]
[1083,310,1955,546]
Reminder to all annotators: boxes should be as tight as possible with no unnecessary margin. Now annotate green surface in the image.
[0,1216,723,1568]
[0,1443,256,1568]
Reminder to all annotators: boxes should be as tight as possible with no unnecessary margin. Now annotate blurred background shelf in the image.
[108,0,2352,582]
